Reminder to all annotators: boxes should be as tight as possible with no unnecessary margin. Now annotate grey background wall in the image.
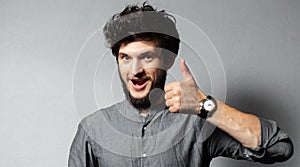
[0,0,299,166]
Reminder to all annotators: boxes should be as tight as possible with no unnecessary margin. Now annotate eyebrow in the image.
[118,50,160,58]
[118,52,128,57]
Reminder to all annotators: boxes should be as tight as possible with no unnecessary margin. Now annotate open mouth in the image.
[130,78,150,91]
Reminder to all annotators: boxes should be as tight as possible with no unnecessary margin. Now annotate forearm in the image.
[206,100,261,149]
[164,59,261,149]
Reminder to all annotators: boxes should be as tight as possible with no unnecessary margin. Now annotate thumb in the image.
[180,58,194,81]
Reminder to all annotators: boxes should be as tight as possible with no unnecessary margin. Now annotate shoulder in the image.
[79,101,125,132]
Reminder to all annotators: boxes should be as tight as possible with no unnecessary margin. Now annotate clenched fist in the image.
[164,59,206,114]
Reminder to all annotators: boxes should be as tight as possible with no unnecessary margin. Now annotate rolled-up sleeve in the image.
[206,117,293,163]
[250,118,294,163]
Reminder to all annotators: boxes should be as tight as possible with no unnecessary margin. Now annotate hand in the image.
[164,59,206,114]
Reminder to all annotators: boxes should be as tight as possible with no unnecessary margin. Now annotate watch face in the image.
[204,100,216,112]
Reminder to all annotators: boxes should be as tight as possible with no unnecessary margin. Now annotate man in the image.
[69,3,293,166]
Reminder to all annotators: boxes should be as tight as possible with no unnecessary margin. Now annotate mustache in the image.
[127,71,149,80]
[128,76,151,83]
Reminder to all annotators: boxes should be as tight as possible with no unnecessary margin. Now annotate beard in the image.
[119,69,167,110]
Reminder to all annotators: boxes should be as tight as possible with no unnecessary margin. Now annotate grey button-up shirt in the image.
[68,100,293,167]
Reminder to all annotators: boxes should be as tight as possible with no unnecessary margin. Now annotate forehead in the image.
[118,41,161,56]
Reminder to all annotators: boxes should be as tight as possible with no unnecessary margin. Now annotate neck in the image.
[139,109,149,117]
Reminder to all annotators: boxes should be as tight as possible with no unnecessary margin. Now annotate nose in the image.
[130,59,144,76]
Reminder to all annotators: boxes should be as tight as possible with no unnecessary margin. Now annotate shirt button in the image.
[142,153,147,157]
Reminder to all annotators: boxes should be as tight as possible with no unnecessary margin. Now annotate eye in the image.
[121,55,130,62]
[142,54,153,61]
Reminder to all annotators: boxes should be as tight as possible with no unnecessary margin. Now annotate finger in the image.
[164,82,180,92]
[165,96,181,107]
[164,83,173,92]
[180,58,194,81]
[168,103,181,112]
[169,106,176,112]
[164,92,172,100]
[165,98,175,107]
[165,99,172,107]
[165,88,181,100]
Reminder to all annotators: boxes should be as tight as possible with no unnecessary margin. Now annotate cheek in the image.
[152,61,165,70]
[118,65,128,80]
[155,69,166,81]
[146,69,163,80]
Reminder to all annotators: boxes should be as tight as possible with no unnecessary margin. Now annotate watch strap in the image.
[197,95,215,119]
[198,108,209,119]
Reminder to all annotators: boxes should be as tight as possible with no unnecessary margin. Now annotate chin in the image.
[130,91,149,99]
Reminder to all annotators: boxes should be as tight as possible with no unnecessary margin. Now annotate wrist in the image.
[197,95,217,119]
[197,89,206,102]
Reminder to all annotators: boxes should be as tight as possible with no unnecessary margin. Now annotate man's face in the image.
[118,41,166,102]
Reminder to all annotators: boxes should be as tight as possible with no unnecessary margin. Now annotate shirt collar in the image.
[117,100,166,123]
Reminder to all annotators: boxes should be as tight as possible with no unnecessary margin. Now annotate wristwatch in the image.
[198,95,217,119]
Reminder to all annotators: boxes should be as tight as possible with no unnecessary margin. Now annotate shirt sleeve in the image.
[205,117,294,163]
[68,124,99,167]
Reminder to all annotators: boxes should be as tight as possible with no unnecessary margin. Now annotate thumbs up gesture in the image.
[164,59,206,114]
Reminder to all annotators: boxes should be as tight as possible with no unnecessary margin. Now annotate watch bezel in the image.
[198,95,217,119]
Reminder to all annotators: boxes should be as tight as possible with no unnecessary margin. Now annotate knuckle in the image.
[164,94,168,100]
[175,96,181,102]
[174,103,181,111]
[167,92,173,99]
[173,90,181,96]
[165,100,170,106]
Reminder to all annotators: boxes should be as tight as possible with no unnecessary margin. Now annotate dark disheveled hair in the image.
[103,2,180,60]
